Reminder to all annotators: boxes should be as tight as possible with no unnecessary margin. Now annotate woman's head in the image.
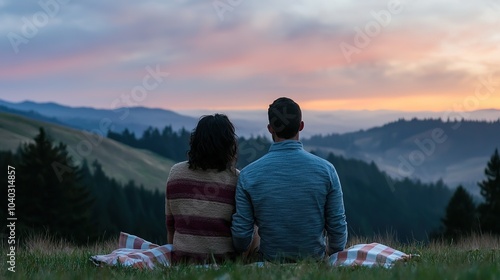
[188,114,237,171]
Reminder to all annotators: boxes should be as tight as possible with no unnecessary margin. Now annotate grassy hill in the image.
[0,112,176,191]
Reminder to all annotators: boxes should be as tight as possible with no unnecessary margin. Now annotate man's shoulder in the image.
[239,154,271,175]
[301,150,335,168]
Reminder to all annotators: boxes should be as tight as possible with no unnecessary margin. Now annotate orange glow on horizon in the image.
[168,94,500,112]
[298,95,500,112]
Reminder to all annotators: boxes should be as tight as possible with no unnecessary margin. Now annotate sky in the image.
[1,0,499,112]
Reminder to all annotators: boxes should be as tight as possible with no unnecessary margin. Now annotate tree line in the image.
[107,126,272,169]
[0,128,166,245]
[437,148,500,240]
[107,126,191,163]
[305,118,500,154]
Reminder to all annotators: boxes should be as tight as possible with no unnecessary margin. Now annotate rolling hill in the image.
[0,111,176,191]
[303,118,500,196]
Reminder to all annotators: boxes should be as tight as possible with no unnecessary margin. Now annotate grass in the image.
[2,234,500,280]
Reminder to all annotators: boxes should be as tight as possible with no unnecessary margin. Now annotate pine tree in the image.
[442,186,477,239]
[16,128,95,244]
[478,148,500,234]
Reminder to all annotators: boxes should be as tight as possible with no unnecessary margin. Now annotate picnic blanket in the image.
[90,232,173,269]
[91,232,413,269]
[329,243,411,268]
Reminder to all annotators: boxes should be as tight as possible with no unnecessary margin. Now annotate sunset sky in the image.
[1,0,499,112]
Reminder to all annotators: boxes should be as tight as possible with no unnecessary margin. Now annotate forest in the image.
[0,129,165,244]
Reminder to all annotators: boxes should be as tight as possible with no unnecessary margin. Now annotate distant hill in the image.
[0,105,72,127]
[183,108,500,137]
[303,118,500,195]
[0,99,198,137]
[0,111,175,191]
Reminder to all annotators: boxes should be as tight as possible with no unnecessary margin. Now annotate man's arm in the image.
[231,176,255,253]
[325,167,348,255]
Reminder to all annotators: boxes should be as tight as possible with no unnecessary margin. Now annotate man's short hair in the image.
[268,97,302,139]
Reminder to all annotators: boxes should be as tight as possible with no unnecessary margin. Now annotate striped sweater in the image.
[165,161,239,264]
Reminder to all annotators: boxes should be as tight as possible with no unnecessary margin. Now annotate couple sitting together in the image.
[166,97,348,264]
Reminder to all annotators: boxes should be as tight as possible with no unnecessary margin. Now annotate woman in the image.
[165,114,239,264]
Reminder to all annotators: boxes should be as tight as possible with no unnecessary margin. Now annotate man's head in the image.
[267,97,304,141]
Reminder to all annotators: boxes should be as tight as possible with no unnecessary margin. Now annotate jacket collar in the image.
[269,140,303,152]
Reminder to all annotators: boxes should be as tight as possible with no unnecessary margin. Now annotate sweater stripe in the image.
[173,233,235,254]
[167,179,235,204]
[173,215,231,237]
[167,199,234,218]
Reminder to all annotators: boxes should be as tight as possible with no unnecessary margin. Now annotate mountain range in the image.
[3,99,500,138]
[1,99,499,195]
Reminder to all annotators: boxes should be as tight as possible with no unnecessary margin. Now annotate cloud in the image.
[0,0,498,111]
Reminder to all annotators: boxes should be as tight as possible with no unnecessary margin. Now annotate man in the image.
[231,97,348,262]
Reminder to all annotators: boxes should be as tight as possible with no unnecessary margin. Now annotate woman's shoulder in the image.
[168,161,190,179]
[168,162,239,184]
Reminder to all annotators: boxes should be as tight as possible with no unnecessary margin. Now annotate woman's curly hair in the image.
[188,114,237,171]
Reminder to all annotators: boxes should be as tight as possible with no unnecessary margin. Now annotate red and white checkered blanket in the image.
[329,242,411,268]
[91,232,411,269]
[91,232,173,269]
